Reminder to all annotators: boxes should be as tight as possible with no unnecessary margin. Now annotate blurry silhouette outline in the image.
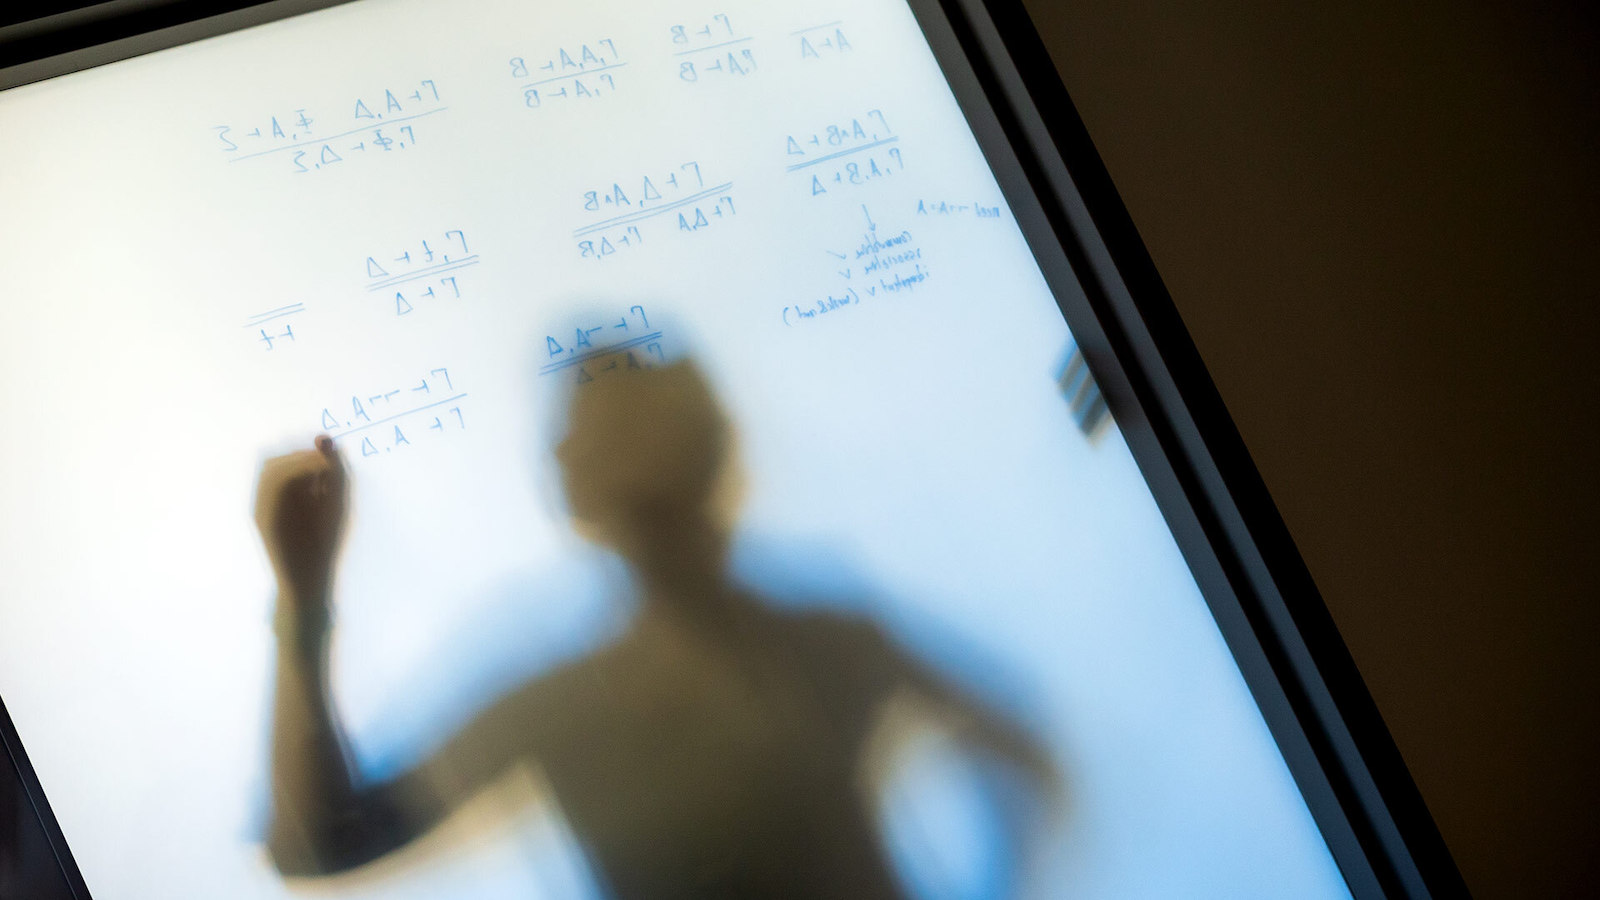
[255,358,1061,898]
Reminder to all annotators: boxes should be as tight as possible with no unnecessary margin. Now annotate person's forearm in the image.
[267,590,363,874]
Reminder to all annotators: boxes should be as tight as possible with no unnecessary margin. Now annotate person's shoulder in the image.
[774,604,896,656]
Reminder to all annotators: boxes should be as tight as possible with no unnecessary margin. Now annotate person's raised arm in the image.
[257,436,384,874]
[880,636,1064,815]
[256,437,539,876]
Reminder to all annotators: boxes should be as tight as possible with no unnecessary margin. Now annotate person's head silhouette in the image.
[555,361,740,610]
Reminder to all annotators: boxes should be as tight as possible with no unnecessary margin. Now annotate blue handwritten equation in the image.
[786,110,903,197]
[783,206,930,326]
[214,79,445,173]
[671,14,758,82]
[916,198,1003,219]
[246,303,306,350]
[321,367,466,459]
[512,38,625,109]
[541,306,664,384]
[792,20,853,60]
[363,230,477,316]
[573,162,736,261]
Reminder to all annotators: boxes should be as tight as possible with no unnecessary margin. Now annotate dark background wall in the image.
[1018,1,1598,896]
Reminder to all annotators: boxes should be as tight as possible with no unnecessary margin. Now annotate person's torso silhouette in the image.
[254,359,1056,897]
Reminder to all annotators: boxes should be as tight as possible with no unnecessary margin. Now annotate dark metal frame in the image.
[915,2,1467,895]
[1,697,90,898]
[1,1,1467,896]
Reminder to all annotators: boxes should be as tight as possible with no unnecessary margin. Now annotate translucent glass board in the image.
[0,0,1350,896]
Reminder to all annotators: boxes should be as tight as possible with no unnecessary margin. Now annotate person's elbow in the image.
[265,809,394,877]
[266,816,331,877]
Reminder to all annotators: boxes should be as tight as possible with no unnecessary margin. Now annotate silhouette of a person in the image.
[256,360,1058,897]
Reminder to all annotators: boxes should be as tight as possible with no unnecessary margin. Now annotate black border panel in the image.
[1,698,90,899]
[0,0,345,87]
[926,0,1467,895]
[2,1,272,69]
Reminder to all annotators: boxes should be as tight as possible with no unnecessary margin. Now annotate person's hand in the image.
[255,436,347,607]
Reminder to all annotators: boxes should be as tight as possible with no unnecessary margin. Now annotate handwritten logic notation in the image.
[792,20,853,60]
[573,162,737,261]
[215,80,445,173]
[784,206,930,325]
[364,230,477,316]
[245,303,306,350]
[786,110,903,197]
[512,38,626,109]
[322,367,467,459]
[212,7,1011,388]
[915,198,1002,220]
[541,306,664,384]
[671,14,758,83]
